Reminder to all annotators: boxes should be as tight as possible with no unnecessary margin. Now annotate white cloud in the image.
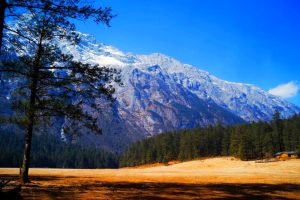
[269,81,299,99]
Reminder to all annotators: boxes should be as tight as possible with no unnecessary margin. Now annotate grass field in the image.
[1,157,300,199]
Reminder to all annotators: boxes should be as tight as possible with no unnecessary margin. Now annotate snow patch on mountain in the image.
[56,33,299,123]
[2,29,300,151]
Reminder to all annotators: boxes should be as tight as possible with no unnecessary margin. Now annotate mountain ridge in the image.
[1,32,299,152]
[61,34,299,122]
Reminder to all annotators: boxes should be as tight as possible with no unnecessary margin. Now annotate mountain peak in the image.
[72,37,299,122]
[2,29,300,152]
[7,24,299,122]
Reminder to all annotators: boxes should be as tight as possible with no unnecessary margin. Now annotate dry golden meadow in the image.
[1,157,300,199]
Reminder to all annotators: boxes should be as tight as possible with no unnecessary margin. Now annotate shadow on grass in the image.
[1,175,299,199]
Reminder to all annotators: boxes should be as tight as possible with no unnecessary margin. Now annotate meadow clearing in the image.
[1,157,300,199]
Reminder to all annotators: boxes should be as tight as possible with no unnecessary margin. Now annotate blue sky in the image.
[76,0,300,106]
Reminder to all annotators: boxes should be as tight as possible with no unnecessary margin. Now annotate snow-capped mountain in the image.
[139,54,299,122]
[1,33,299,152]
[51,33,300,151]
[62,34,299,123]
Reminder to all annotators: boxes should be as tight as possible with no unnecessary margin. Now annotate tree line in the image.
[1,113,299,168]
[120,113,300,167]
[0,131,119,168]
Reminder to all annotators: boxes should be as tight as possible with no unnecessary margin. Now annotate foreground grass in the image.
[1,157,300,199]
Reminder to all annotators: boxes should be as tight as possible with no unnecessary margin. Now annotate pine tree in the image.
[0,9,119,183]
[229,126,242,156]
[272,111,284,152]
[239,128,254,160]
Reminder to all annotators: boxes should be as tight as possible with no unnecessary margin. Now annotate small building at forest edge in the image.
[275,151,297,159]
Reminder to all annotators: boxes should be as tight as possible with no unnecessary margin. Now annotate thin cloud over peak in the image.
[269,81,299,99]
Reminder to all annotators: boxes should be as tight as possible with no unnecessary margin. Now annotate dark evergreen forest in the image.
[120,114,300,167]
[1,113,299,168]
[0,131,119,168]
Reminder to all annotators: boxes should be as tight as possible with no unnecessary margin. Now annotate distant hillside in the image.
[120,114,300,167]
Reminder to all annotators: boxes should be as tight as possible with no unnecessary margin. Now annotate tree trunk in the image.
[20,75,38,184]
[20,34,43,184]
[0,0,6,52]
[20,119,34,183]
